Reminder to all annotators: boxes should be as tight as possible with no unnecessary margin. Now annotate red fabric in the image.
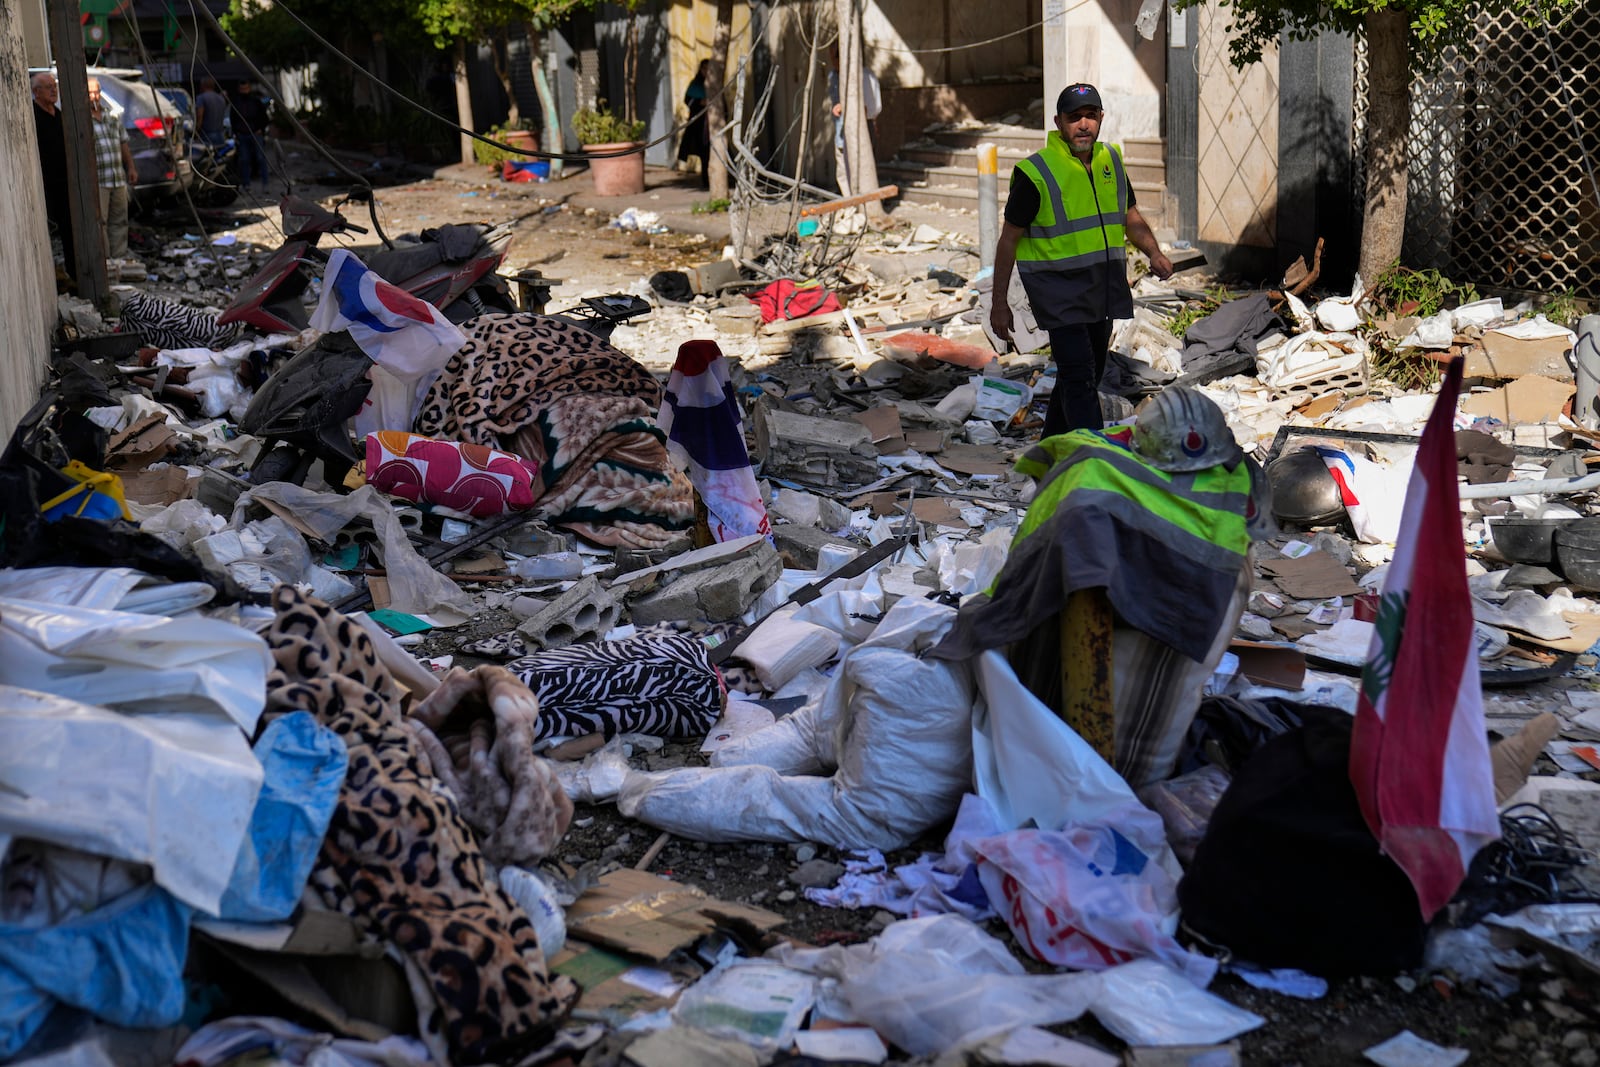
[749,279,842,324]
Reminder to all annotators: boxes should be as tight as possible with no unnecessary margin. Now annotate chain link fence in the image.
[1352,8,1599,298]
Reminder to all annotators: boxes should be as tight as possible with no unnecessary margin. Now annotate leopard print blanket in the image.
[261,586,578,1064]
[415,314,694,548]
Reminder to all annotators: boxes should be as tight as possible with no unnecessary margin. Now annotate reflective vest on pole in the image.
[1012,134,1128,275]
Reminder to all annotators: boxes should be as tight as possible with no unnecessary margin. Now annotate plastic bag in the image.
[1089,959,1264,1046]
[769,914,1098,1057]
[0,686,263,915]
[0,595,270,730]
[244,482,473,621]
[499,866,567,956]
[971,827,1217,986]
[971,651,1149,836]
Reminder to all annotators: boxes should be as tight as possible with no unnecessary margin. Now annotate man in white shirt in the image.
[827,41,881,197]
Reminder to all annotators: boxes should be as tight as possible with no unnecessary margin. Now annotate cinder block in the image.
[629,540,782,625]
[615,536,697,575]
[772,525,860,570]
[515,574,621,649]
[689,259,742,294]
[710,305,762,337]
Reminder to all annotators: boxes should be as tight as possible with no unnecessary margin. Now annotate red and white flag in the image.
[1350,356,1499,920]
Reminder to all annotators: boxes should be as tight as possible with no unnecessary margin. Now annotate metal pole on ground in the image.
[978,142,998,270]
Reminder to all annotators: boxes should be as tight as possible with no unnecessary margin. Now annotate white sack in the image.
[617,599,972,850]
[0,686,263,915]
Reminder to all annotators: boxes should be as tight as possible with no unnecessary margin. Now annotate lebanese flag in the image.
[310,247,466,377]
[1350,356,1499,920]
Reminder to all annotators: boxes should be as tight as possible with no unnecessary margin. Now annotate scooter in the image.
[218,187,516,335]
[190,138,239,208]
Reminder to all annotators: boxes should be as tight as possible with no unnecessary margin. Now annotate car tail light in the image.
[133,117,169,138]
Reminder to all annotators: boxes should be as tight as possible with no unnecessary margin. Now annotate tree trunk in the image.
[706,0,734,199]
[455,38,476,164]
[1358,8,1410,283]
[835,0,885,221]
[624,12,638,125]
[493,27,520,130]
[529,23,563,176]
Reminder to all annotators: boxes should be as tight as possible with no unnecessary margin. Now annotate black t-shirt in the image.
[1004,160,1135,228]
[231,90,270,135]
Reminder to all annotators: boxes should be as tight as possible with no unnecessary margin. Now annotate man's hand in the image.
[126,163,138,185]
[990,302,1015,350]
[832,102,842,117]
[1148,250,1174,280]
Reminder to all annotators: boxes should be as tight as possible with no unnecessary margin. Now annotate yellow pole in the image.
[1059,587,1115,762]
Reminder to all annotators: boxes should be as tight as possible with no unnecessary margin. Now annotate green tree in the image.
[1174,0,1579,281]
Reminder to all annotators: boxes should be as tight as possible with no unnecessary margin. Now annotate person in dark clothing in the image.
[230,78,271,193]
[31,71,76,285]
[195,76,228,147]
[676,60,710,188]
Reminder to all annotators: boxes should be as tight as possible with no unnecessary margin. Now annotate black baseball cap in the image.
[1057,83,1103,114]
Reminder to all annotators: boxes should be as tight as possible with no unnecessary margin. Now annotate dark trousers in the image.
[44,193,76,282]
[1043,320,1113,438]
[236,132,268,186]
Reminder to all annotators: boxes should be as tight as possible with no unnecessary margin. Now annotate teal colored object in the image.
[796,218,820,237]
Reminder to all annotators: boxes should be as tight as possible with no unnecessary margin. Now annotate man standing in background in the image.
[230,78,271,194]
[87,76,137,266]
[31,72,76,287]
[195,76,228,147]
[990,83,1173,437]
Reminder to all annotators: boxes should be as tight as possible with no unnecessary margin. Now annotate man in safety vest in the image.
[990,83,1174,437]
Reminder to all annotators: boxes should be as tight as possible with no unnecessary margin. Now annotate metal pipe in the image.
[978,142,998,269]
[1457,470,1600,499]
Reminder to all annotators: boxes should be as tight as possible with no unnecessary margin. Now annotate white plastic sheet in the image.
[0,687,262,915]
[244,483,473,621]
[970,651,1150,837]
[0,597,269,730]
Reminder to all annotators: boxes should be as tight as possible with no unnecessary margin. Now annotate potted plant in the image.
[573,101,646,197]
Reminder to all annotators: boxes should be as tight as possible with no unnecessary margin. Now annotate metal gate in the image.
[1351,7,1599,298]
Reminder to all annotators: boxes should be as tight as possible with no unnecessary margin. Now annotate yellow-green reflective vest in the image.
[1012,134,1128,275]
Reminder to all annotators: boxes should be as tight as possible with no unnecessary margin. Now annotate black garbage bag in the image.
[1178,705,1429,976]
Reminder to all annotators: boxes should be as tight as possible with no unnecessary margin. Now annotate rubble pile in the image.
[7,178,1600,1067]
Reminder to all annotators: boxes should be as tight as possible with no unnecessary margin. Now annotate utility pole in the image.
[47,0,108,305]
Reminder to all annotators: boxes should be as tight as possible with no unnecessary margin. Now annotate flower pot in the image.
[583,141,645,197]
[503,129,537,155]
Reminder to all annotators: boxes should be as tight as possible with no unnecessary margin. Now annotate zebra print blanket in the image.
[506,632,726,744]
[415,314,694,549]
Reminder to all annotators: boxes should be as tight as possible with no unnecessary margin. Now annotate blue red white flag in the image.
[657,339,771,543]
[1350,356,1499,920]
[310,247,466,377]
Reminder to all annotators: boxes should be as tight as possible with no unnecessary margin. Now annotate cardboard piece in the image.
[202,940,410,1043]
[852,405,906,451]
[907,496,969,528]
[564,869,786,963]
[1258,552,1362,599]
[934,444,1012,478]
[1459,374,1574,425]
[1295,393,1345,420]
[117,465,192,505]
[105,414,177,469]
[1466,332,1574,381]
[905,428,946,453]
[1228,641,1308,690]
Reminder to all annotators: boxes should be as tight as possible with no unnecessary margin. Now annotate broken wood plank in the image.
[799,185,900,217]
